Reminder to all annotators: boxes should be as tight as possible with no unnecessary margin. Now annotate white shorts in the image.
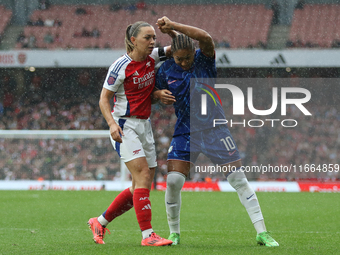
[110,116,157,168]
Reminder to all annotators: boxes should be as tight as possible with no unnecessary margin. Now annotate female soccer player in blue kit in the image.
[153,16,279,247]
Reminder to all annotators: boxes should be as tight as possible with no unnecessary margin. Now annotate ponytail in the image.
[125,24,134,53]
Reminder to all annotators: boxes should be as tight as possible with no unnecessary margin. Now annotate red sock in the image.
[133,188,152,231]
[103,188,133,222]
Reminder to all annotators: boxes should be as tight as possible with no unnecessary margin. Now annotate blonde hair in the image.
[125,21,152,53]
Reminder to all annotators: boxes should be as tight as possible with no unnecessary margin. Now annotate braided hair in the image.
[125,21,152,53]
[171,34,195,54]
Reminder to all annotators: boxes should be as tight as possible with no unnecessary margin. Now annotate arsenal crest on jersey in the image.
[107,71,118,85]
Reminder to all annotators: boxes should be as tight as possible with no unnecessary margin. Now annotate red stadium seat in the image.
[18,3,274,49]
[290,4,340,48]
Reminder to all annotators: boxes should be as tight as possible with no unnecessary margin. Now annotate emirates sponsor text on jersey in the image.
[133,70,155,89]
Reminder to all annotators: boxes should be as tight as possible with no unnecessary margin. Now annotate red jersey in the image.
[103,48,166,119]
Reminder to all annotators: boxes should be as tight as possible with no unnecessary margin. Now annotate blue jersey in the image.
[155,49,226,136]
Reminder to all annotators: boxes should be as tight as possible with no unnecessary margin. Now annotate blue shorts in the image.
[167,124,241,165]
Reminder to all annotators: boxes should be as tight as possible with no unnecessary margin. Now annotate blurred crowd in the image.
[0,70,339,182]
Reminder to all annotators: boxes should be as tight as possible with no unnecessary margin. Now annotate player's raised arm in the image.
[156,19,177,58]
[156,16,214,58]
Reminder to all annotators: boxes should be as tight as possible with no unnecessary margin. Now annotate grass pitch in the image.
[0,190,339,255]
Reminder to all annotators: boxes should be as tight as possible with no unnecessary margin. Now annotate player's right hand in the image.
[158,89,176,105]
[156,16,174,34]
[110,123,124,143]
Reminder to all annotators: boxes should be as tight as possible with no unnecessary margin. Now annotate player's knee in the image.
[227,171,248,191]
[167,175,179,190]
[135,167,153,186]
[167,171,186,191]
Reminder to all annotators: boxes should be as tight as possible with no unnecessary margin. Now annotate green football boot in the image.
[168,233,180,245]
[256,231,279,247]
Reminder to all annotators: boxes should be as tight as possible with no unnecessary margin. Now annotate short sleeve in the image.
[150,47,167,66]
[155,62,168,90]
[103,62,126,92]
[196,49,215,65]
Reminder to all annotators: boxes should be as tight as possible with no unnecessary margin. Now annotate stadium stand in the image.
[289,4,340,48]
[0,69,339,182]
[2,2,339,182]
[16,4,273,49]
[0,5,12,41]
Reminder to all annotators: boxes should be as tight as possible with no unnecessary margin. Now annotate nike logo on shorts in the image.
[228,150,236,156]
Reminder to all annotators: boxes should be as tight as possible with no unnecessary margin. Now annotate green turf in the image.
[0,190,339,255]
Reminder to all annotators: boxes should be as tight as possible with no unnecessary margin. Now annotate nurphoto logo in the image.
[200,83,312,128]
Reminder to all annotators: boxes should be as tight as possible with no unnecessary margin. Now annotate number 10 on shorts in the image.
[220,136,236,150]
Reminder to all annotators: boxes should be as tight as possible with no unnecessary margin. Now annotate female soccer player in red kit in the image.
[87,21,173,246]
